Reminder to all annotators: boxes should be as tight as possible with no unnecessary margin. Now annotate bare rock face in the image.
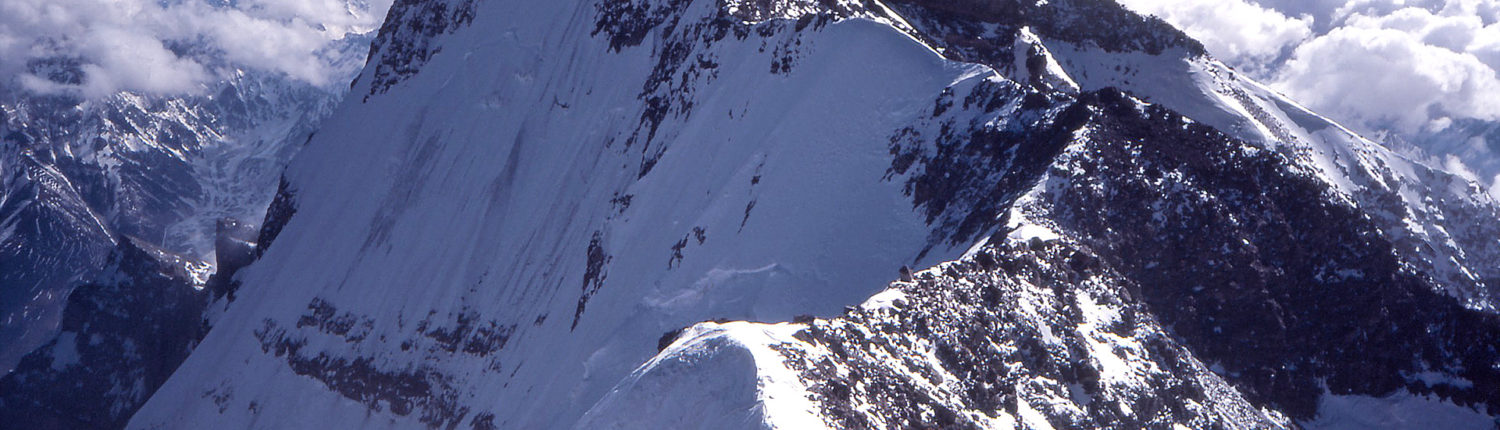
[9,0,1485,428]
[775,86,1500,425]
[0,29,364,430]
[0,43,362,377]
[215,219,260,275]
[0,239,208,429]
[885,0,1203,55]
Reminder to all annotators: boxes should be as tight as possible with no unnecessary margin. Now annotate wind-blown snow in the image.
[579,322,825,429]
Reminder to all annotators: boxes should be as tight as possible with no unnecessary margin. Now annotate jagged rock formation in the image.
[0,0,1487,429]
[0,238,209,429]
[0,19,374,430]
[0,65,355,373]
[643,86,1500,428]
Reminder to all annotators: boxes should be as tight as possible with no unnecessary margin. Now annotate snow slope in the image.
[130,2,996,428]
[126,0,1500,429]
[889,0,1500,312]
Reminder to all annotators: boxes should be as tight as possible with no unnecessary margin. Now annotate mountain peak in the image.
[4,1,1498,429]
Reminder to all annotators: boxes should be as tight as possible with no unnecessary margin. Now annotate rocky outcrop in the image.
[0,239,208,429]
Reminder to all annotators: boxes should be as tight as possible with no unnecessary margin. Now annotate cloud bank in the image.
[0,0,393,98]
[1107,0,1314,75]
[1115,0,1500,136]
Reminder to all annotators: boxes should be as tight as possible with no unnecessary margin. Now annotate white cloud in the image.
[1491,174,1500,200]
[1446,153,1483,182]
[0,0,393,98]
[1115,0,1314,71]
[1272,5,1500,134]
[1118,0,1500,138]
[1272,23,1500,133]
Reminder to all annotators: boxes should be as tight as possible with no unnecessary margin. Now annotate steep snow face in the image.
[130,1,1007,428]
[608,87,1500,428]
[128,0,1500,429]
[585,0,1500,424]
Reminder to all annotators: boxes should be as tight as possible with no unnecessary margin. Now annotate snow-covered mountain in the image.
[0,237,211,429]
[1386,118,1500,201]
[6,0,1499,428]
[0,32,374,428]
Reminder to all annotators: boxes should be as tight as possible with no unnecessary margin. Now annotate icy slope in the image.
[130,2,1005,428]
[584,1,1500,427]
[129,0,1500,429]
[603,85,1500,428]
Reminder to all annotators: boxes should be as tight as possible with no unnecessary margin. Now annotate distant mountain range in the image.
[2,0,1498,429]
